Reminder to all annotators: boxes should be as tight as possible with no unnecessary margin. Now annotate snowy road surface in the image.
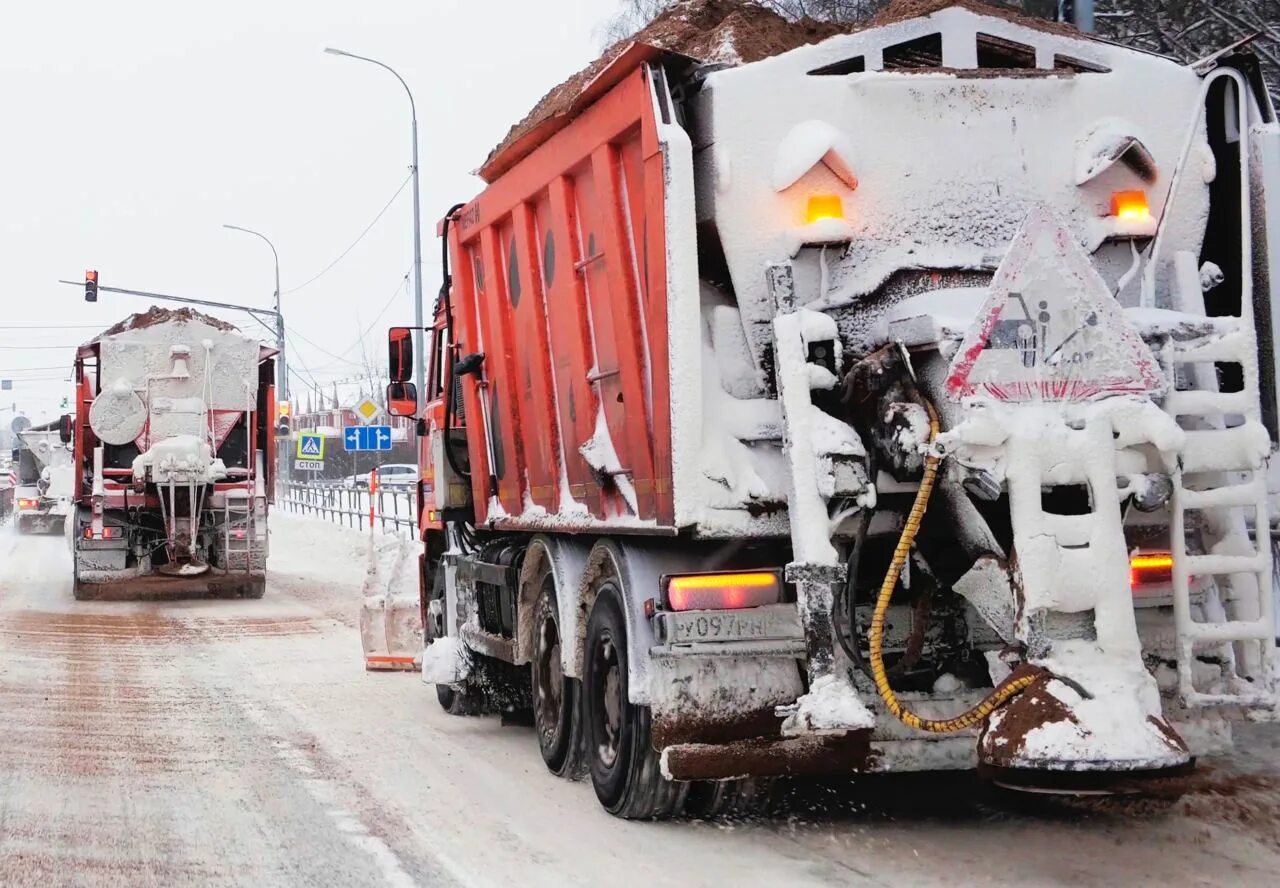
[1,515,1279,887]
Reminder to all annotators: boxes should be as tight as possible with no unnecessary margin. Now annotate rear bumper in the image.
[16,509,66,534]
[645,604,1225,781]
[76,566,265,599]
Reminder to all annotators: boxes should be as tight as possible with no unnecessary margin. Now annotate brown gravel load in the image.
[93,305,239,341]
[481,0,844,181]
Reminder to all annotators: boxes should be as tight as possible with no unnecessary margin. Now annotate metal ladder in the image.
[1162,315,1276,707]
[223,490,255,573]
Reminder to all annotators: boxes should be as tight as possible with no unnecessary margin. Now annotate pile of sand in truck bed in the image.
[92,306,239,341]
[481,0,1080,181]
[481,0,843,180]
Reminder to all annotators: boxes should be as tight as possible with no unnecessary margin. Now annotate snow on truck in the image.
[68,307,278,599]
[12,420,75,534]
[388,0,1280,817]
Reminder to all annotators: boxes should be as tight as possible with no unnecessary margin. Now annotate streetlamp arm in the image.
[324,48,417,122]
[223,224,280,271]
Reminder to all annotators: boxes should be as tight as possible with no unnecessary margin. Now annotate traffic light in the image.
[84,270,99,302]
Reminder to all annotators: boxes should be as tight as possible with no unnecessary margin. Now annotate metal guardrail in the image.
[277,481,417,539]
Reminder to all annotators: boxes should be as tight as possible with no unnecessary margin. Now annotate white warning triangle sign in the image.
[945,208,1164,403]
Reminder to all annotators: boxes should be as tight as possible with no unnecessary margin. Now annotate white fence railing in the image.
[277,481,417,539]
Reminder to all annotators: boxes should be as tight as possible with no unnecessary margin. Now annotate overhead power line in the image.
[281,172,414,295]
[0,324,104,330]
[284,264,413,368]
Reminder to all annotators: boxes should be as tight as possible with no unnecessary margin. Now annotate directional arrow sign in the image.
[342,425,395,451]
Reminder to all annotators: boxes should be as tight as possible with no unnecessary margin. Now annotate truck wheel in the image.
[583,581,687,819]
[531,570,581,776]
[428,564,478,716]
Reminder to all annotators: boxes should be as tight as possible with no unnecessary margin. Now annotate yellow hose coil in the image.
[867,400,1040,733]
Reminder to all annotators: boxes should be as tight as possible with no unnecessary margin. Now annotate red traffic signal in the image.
[84,270,99,303]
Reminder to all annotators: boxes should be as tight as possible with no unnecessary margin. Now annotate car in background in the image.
[344,463,419,491]
[371,463,418,490]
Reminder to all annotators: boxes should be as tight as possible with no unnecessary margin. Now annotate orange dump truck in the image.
[389,0,1280,817]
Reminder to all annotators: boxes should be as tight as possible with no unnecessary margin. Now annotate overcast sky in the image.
[0,0,618,424]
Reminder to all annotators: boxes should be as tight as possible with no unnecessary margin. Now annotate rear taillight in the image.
[1130,552,1173,587]
[16,498,38,510]
[83,526,121,540]
[663,571,782,612]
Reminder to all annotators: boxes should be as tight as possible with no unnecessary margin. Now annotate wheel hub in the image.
[536,615,563,735]
[599,636,621,767]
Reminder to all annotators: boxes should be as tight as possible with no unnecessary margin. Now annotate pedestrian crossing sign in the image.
[296,433,325,460]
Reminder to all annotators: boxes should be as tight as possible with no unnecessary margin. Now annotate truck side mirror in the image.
[388,327,413,383]
[386,381,418,418]
[58,414,73,445]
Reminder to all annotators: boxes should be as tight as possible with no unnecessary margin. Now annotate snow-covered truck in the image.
[12,420,75,534]
[68,307,278,599]
[388,0,1280,817]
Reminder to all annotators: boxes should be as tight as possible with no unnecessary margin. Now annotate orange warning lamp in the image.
[806,194,845,224]
[278,401,291,417]
[1129,552,1174,588]
[1111,190,1151,221]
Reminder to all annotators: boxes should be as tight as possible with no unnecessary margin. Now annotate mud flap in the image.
[359,532,425,671]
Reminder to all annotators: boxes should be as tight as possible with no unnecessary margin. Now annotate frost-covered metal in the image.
[69,308,278,599]
[410,0,1280,814]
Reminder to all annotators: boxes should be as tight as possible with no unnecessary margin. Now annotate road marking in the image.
[243,702,423,888]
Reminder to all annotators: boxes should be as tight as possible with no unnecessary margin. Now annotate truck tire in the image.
[428,564,478,716]
[583,581,687,819]
[683,777,778,819]
[531,569,581,777]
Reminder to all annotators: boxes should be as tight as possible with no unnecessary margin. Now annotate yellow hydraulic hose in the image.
[867,400,1041,733]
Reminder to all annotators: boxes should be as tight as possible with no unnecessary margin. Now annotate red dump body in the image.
[448,63,674,527]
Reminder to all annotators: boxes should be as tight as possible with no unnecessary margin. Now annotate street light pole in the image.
[324,47,425,418]
[223,224,287,400]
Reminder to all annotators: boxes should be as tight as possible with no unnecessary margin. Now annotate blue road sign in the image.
[343,425,393,452]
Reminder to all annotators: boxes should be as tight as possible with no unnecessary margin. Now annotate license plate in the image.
[662,605,801,645]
